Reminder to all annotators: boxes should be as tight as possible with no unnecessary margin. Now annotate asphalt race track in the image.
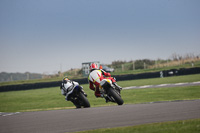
[0,100,200,133]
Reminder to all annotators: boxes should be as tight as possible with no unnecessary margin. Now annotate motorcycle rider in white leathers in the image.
[60,77,86,101]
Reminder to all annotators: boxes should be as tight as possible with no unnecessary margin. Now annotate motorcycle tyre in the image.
[71,99,81,109]
[78,92,90,108]
[108,88,124,105]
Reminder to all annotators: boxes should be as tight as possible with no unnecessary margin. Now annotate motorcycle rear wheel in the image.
[108,88,124,105]
[78,92,90,108]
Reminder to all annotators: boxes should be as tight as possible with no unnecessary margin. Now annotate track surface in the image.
[0,100,200,133]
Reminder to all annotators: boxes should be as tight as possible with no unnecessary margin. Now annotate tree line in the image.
[109,53,200,71]
[0,72,42,82]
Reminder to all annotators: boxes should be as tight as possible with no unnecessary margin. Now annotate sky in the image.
[0,0,200,74]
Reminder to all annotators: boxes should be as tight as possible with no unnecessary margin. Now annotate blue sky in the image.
[0,0,200,74]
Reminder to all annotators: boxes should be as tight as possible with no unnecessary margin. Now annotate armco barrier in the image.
[0,67,200,92]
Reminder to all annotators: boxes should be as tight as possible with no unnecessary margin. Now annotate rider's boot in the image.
[105,96,112,103]
[100,93,104,98]
[100,93,110,103]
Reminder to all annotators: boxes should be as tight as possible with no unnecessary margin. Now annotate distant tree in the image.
[134,59,155,69]
[111,60,127,68]
[0,72,42,82]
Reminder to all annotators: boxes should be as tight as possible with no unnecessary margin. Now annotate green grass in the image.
[122,86,200,104]
[75,119,200,133]
[0,74,200,112]
[0,87,71,112]
[117,73,200,87]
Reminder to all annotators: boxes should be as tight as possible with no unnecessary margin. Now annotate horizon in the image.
[1,52,199,74]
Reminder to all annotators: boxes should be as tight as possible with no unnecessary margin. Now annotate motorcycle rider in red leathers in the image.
[88,63,122,99]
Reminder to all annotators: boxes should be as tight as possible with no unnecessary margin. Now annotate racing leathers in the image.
[60,80,79,100]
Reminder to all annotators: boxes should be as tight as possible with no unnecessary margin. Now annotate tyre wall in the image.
[0,67,199,92]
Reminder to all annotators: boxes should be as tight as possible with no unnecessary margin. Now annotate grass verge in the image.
[0,74,200,112]
[75,119,200,133]
[117,74,200,87]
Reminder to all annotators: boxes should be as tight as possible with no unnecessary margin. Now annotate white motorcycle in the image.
[61,81,90,108]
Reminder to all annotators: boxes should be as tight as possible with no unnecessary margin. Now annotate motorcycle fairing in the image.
[65,81,79,101]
